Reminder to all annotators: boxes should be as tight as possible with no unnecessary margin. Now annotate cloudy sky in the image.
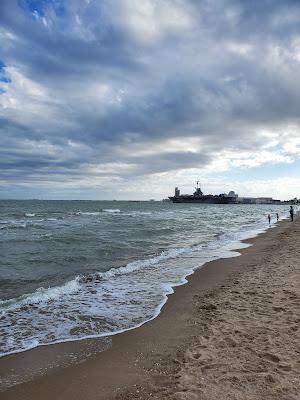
[1,0,300,200]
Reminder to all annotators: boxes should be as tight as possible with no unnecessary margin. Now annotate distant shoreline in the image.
[0,198,298,203]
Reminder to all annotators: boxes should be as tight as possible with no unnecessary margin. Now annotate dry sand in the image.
[1,216,299,400]
[159,229,300,400]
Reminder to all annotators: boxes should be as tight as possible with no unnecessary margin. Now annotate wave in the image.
[0,279,80,310]
[25,213,35,217]
[1,245,190,310]
[121,211,153,216]
[0,222,27,230]
[77,211,101,216]
[98,246,189,279]
[76,210,155,217]
[40,232,53,238]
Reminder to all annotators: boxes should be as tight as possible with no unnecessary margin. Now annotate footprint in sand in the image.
[262,352,280,363]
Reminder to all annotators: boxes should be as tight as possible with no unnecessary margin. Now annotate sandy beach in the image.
[1,216,299,399]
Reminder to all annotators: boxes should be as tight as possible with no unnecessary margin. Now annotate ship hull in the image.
[169,196,236,204]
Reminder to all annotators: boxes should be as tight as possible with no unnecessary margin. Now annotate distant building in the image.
[237,197,257,204]
[283,198,300,204]
[237,196,282,204]
[256,197,273,204]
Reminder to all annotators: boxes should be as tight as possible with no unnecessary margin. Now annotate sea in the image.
[0,200,295,359]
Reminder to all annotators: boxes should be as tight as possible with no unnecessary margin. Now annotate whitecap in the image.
[2,222,27,230]
[79,212,101,216]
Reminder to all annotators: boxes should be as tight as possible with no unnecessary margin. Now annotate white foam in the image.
[2,221,27,229]
[25,213,35,217]
[0,279,80,310]
[78,212,101,216]
[100,247,189,279]
[102,209,121,213]
[122,211,153,216]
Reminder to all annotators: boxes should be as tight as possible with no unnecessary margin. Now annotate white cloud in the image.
[117,0,194,44]
[227,42,253,56]
[0,66,46,110]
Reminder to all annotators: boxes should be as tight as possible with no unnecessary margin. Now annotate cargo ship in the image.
[169,182,238,204]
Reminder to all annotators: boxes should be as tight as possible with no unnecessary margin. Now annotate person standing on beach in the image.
[290,206,294,221]
[276,213,279,222]
[268,214,271,224]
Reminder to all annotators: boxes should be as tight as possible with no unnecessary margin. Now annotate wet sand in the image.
[1,216,299,399]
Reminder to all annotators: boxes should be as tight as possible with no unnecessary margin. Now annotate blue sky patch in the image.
[18,0,64,17]
[0,76,11,83]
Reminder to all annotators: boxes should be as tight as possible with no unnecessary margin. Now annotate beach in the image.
[1,215,299,399]
[2,2,300,398]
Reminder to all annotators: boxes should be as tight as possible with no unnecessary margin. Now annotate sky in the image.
[1,0,300,200]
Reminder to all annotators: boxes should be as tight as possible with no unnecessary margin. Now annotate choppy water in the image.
[0,200,295,357]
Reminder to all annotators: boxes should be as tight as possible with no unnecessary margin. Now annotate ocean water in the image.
[0,200,294,357]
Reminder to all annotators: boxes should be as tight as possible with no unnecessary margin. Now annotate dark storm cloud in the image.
[1,0,300,189]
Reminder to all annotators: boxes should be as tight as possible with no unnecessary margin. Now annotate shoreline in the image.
[1,216,299,399]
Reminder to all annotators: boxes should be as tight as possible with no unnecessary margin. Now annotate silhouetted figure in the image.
[268,214,271,224]
[276,213,279,222]
[290,206,294,222]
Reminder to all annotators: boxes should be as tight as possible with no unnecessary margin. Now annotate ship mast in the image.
[194,180,203,196]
